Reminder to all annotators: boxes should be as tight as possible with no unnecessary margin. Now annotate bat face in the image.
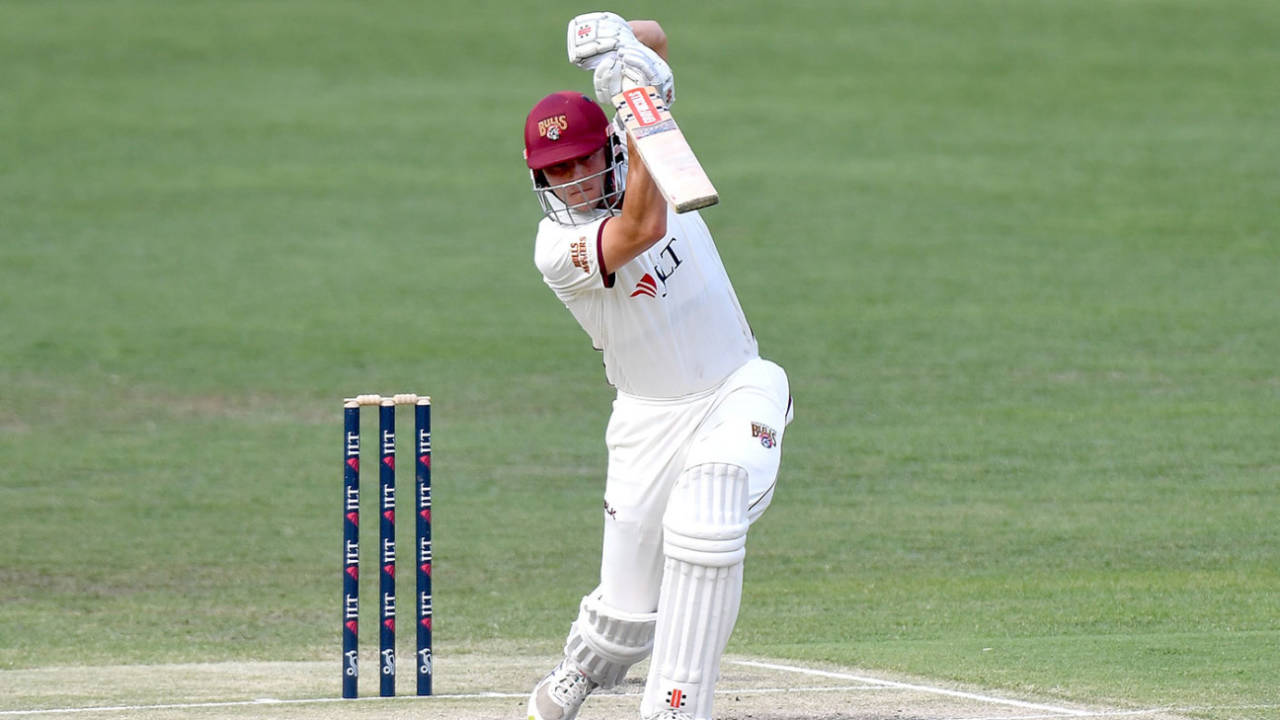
[612,86,719,213]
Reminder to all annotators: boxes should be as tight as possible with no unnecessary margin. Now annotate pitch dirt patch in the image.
[0,649,1187,720]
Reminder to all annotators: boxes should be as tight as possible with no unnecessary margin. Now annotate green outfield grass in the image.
[1,1,1277,718]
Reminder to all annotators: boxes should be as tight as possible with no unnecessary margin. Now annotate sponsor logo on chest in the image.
[629,237,683,298]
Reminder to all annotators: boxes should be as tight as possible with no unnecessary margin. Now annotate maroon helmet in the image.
[523,91,627,225]
[524,91,610,170]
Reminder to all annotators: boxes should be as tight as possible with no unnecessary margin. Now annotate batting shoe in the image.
[527,660,599,720]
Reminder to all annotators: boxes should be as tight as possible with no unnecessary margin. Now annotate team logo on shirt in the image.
[751,422,778,449]
[570,238,590,273]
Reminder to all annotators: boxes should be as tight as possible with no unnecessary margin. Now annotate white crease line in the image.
[944,708,1280,720]
[13,655,1258,719]
[991,706,1280,719]
[733,659,1092,716]
[0,685,886,716]
[1,696,383,717]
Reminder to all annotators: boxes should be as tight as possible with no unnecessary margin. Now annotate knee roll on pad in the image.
[564,591,657,688]
[662,463,750,567]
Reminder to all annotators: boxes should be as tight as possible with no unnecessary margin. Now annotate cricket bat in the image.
[612,85,719,213]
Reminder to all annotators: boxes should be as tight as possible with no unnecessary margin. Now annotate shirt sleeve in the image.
[534,217,616,299]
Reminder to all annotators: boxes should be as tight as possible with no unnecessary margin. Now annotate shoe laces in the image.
[551,666,596,706]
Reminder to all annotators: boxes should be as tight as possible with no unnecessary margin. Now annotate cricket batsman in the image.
[523,13,794,720]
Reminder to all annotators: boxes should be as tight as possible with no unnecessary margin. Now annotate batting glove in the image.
[567,12,636,70]
[592,44,675,109]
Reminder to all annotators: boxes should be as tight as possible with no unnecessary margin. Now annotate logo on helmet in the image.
[538,114,569,140]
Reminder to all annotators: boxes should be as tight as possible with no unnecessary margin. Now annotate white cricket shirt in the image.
[534,207,758,399]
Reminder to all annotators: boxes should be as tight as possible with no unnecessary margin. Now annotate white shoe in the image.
[527,660,598,720]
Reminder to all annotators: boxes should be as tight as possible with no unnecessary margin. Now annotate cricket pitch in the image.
[0,647,1191,720]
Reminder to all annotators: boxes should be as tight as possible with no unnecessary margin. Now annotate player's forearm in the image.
[627,20,668,60]
[601,135,667,273]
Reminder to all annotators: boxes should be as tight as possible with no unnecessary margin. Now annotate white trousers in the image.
[597,357,792,614]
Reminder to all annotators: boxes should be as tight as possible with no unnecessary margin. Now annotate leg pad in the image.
[643,462,750,719]
[564,591,656,688]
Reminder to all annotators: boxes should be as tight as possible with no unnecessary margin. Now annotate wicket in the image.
[342,393,432,698]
